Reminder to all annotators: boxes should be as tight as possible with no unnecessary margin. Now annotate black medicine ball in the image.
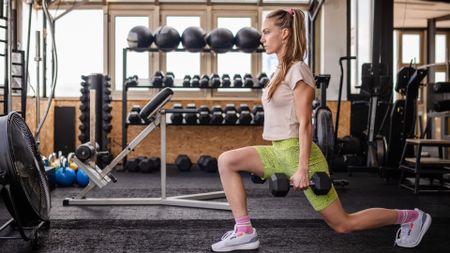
[181,26,207,52]
[235,27,261,53]
[127,26,153,51]
[206,28,234,53]
[154,25,181,52]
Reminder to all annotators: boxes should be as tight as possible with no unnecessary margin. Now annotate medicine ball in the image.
[181,26,206,52]
[154,25,181,52]
[206,28,234,53]
[235,27,261,53]
[127,26,153,51]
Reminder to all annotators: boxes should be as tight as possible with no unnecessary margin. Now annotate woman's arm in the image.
[290,80,315,190]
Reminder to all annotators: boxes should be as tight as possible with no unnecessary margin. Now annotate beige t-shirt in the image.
[261,61,315,141]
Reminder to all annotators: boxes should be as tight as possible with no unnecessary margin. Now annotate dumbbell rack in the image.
[65,88,230,210]
[121,47,267,166]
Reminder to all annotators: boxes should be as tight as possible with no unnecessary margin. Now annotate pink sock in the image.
[395,209,419,224]
[235,215,253,234]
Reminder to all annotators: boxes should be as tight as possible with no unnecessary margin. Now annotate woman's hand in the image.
[289,168,309,191]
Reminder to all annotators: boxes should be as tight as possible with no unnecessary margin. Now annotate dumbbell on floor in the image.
[269,172,331,197]
[176,154,192,172]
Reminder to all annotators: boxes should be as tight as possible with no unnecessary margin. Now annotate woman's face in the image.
[260,18,287,55]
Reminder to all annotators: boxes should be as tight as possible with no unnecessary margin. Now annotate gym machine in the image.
[64,87,230,211]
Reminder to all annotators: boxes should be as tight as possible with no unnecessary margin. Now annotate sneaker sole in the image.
[211,240,260,252]
[397,213,432,248]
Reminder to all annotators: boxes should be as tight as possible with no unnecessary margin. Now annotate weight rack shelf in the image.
[125,47,266,53]
[121,47,265,165]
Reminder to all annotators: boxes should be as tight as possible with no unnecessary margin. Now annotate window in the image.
[402,34,421,64]
[350,0,373,95]
[115,16,149,91]
[55,10,103,96]
[217,17,252,77]
[436,34,447,63]
[435,72,446,82]
[166,16,201,80]
[22,9,103,97]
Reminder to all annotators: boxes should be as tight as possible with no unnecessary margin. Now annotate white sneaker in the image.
[211,225,260,252]
[394,208,432,248]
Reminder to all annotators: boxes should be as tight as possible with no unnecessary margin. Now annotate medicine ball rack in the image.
[65,87,230,210]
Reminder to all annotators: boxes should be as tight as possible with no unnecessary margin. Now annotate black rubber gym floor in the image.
[1,169,449,252]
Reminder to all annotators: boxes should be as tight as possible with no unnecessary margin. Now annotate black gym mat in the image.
[0,218,448,253]
[1,171,450,252]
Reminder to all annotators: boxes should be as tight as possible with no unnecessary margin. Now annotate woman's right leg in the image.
[217,146,266,218]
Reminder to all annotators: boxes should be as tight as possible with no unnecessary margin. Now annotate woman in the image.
[211,8,431,252]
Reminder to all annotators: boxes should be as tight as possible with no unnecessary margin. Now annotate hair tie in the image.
[287,8,295,17]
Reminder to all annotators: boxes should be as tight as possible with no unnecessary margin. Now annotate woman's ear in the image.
[281,28,290,42]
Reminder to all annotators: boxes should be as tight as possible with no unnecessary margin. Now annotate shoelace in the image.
[221,230,235,241]
[394,223,411,246]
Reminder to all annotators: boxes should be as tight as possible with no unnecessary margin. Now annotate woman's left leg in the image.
[319,199,397,233]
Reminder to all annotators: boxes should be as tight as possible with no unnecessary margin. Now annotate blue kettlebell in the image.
[76,169,90,187]
[55,166,76,187]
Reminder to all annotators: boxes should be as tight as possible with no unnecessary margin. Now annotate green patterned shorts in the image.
[254,138,338,211]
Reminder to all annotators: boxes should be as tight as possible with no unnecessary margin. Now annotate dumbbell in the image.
[152,71,164,87]
[170,104,183,124]
[197,155,218,173]
[79,104,89,112]
[128,111,142,124]
[103,104,112,113]
[104,95,112,103]
[80,95,89,103]
[139,157,160,173]
[243,74,254,88]
[103,113,112,122]
[185,103,198,124]
[198,105,210,125]
[103,123,112,133]
[210,105,223,125]
[104,88,112,96]
[126,157,143,172]
[222,74,231,88]
[191,75,200,87]
[200,74,210,88]
[183,75,191,87]
[233,74,243,88]
[78,133,89,143]
[238,104,252,125]
[176,154,192,172]
[269,172,332,197]
[126,75,139,87]
[80,86,89,94]
[79,113,88,122]
[252,105,264,125]
[256,72,269,88]
[163,72,175,87]
[79,123,88,132]
[250,173,266,184]
[210,73,221,88]
[81,75,88,81]
[224,104,238,125]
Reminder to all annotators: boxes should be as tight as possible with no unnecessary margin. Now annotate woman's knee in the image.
[218,151,238,174]
[330,223,352,234]
[327,217,354,234]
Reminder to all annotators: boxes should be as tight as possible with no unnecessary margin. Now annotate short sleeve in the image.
[285,62,316,90]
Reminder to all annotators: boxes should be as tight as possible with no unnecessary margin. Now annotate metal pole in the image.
[6,0,13,112]
[161,112,166,199]
[35,31,41,133]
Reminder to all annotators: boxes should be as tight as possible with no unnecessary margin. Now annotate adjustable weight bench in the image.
[64,87,230,210]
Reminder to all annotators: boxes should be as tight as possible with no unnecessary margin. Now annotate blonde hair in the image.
[266,9,307,101]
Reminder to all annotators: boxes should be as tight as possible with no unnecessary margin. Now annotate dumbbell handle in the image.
[165,109,198,113]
